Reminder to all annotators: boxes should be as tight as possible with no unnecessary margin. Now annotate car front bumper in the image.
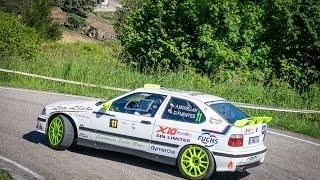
[36,115,48,134]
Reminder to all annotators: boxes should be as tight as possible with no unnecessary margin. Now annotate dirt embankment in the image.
[51,7,115,43]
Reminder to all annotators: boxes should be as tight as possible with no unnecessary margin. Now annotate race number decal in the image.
[109,119,118,128]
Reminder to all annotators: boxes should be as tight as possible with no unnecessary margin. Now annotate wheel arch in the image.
[47,113,78,140]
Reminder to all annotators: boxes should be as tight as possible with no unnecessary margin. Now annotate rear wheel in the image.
[178,145,215,179]
[47,115,74,150]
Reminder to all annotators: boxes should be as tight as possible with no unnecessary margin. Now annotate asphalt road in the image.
[0,87,319,180]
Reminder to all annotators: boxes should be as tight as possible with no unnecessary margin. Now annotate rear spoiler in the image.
[234,117,272,127]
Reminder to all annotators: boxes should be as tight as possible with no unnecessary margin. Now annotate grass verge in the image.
[0,170,12,180]
[1,41,319,138]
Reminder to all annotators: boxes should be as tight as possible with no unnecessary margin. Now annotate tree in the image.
[115,0,320,90]
[0,0,62,41]
[63,0,97,12]
[262,0,320,90]
[0,11,38,59]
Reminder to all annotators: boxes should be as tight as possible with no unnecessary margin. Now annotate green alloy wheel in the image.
[48,117,63,145]
[47,115,74,150]
[178,145,215,179]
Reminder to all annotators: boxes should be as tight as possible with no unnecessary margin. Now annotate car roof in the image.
[133,88,226,103]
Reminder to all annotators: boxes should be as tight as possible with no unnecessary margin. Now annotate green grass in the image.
[1,41,319,138]
[0,170,12,180]
[91,11,115,24]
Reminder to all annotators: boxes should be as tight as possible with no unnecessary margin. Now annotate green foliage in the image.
[52,0,65,7]
[24,0,62,40]
[93,11,115,24]
[0,170,12,180]
[0,41,319,137]
[66,13,87,29]
[64,0,97,12]
[262,0,320,91]
[115,0,320,91]
[0,0,31,15]
[0,12,38,59]
[0,0,62,41]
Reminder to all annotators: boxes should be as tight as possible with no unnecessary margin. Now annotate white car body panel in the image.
[36,87,268,172]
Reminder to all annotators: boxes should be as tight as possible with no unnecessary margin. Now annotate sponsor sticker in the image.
[227,159,233,170]
[167,103,200,120]
[95,135,144,147]
[69,105,92,111]
[157,126,177,135]
[79,132,89,138]
[96,134,116,142]
[73,114,92,119]
[247,155,258,162]
[198,132,218,147]
[209,117,223,125]
[195,112,203,123]
[52,105,92,111]
[243,127,258,135]
[156,126,191,142]
[36,122,43,130]
[150,145,175,155]
[52,105,67,111]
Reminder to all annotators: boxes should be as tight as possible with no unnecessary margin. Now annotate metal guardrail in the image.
[0,68,319,114]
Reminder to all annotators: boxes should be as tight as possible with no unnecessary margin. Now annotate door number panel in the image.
[109,119,118,128]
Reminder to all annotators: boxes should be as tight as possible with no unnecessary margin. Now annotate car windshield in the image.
[207,102,249,124]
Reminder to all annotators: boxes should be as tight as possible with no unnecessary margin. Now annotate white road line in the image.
[268,130,320,147]
[0,156,44,180]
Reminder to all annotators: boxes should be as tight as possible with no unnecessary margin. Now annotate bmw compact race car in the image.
[36,84,271,179]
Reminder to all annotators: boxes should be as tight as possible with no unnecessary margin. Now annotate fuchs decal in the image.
[198,132,218,147]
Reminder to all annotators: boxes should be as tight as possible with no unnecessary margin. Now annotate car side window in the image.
[110,92,166,117]
[162,97,205,123]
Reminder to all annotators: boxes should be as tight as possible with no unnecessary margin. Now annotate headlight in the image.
[41,108,46,115]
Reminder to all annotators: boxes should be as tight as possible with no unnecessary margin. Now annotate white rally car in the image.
[36,84,271,179]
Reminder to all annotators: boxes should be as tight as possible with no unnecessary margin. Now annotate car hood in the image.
[46,100,100,112]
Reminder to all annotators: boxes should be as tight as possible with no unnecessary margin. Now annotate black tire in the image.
[47,115,74,150]
[177,145,215,180]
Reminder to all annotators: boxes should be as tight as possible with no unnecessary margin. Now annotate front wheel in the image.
[47,115,74,150]
[178,145,215,179]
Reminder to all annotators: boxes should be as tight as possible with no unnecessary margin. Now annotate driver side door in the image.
[90,92,167,152]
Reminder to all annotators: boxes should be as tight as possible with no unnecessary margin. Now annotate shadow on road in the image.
[71,145,181,178]
[23,131,48,146]
[23,131,250,180]
[213,171,250,180]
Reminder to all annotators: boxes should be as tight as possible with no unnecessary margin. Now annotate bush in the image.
[115,0,320,91]
[24,0,62,41]
[65,13,87,29]
[0,0,31,15]
[0,12,38,59]
[0,0,62,41]
[45,22,63,40]
[64,0,97,12]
